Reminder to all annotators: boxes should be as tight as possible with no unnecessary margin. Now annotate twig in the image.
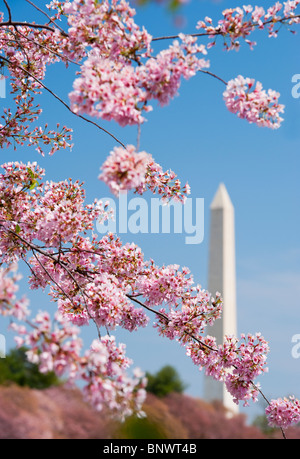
[14,26,80,67]
[0,20,59,34]
[31,248,77,310]
[127,293,217,352]
[0,226,287,438]
[136,122,141,152]
[151,14,300,43]
[0,55,126,148]
[25,0,68,37]
[199,70,227,86]
[127,292,287,439]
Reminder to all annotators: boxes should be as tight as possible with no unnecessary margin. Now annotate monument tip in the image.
[210,183,234,210]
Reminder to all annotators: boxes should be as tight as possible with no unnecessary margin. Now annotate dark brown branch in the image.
[31,248,77,309]
[152,14,300,42]
[1,0,67,36]
[25,0,68,36]
[126,293,289,438]
[127,293,217,352]
[14,26,79,67]
[0,223,287,438]
[0,20,61,33]
[152,31,220,42]
[199,70,227,86]
[0,55,126,148]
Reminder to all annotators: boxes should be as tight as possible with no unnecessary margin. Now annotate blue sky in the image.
[1,0,300,422]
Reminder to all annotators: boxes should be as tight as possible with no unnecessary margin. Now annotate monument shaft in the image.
[204,183,238,414]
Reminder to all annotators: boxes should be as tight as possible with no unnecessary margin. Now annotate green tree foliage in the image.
[252,415,277,436]
[146,365,187,397]
[0,347,60,389]
[115,415,169,439]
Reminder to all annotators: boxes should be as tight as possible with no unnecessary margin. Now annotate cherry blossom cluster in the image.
[265,396,300,429]
[49,0,209,126]
[69,57,150,126]
[57,271,149,331]
[69,35,209,126]
[59,0,152,63]
[223,75,285,129]
[81,337,147,419]
[99,144,190,202]
[10,308,147,419]
[135,34,209,108]
[99,144,152,195]
[137,264,194,308]
[0,19,73,155]
[0,263,30,321]
[0,161,110,257]
[0,0,300,434]
[0,159,299,430]
[136,160,191,203]
[154,291,222,342]
[185,333,269,406]
[196,2,300,51]
[0,0,296,159]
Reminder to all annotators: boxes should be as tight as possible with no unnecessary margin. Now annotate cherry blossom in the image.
[0,159,272,417]
[10,307,147,419]
[99,145,152,195]
[265,396,300,429]
[223,75,284,129]
[0,0,300,434]
[196,2,300,51]
[0,264,30,321]
[99,144,190,202]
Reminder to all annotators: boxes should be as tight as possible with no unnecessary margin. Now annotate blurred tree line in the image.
[0,347,60,389]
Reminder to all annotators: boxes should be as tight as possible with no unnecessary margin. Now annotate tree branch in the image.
[0,20,62,34]
[152,14,300,42]
[25,0,68,37]
[0,221,288,437]
[2,0,12,23]
[127,293,217,352]
[199,70,227,86]
[0,55,126,148]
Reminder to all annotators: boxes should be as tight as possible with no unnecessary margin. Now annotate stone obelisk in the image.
[203,183,238,414]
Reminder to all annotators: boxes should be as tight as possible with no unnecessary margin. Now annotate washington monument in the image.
[203,183,238,414]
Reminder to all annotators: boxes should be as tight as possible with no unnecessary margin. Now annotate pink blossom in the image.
[99,145,152,195]
[137,35,209,106]
[266,397,300,429]
[196,2,300,50]
[0,264,30,320]
[283,0,300,16]
[1,1,300,430]
[252,6,266,25]
[99,145,190,202]
[69,58,147,126]
[223,75,284,128]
